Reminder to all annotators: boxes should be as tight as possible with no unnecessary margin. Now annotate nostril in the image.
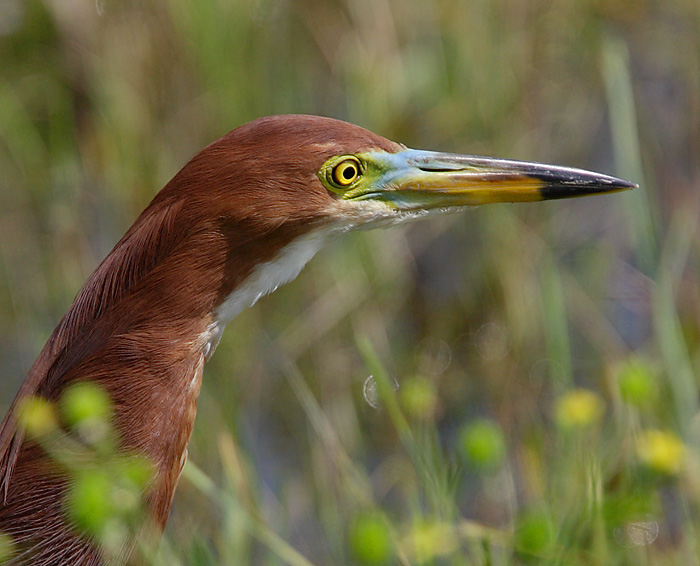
[415,164,458,172]
[408,155,477,173]
[410,159,467,173]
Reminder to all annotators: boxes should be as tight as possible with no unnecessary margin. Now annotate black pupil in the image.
[342,165,355,180]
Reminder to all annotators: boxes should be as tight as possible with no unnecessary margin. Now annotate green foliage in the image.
[65,469,120,535]
[348,512,395,565]
[63,452,155,543]
[60,381,113,429]
[16,384,157,561]
[514,509,555,558]
[458,419,506,471]
[617,358,658,408]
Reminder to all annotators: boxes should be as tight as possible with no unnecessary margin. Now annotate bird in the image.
[0,114,634,564]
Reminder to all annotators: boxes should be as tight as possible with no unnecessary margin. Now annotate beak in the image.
[352,149,636,210]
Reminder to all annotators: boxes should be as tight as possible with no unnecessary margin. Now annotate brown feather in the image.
[0,115,402,563]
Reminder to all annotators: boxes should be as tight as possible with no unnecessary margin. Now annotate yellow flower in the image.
[400,376,438,420]
[636,430,685,475]
[555,389,604,430]
[408,522,457,562]
[17,396,58,439]
[0,531,15,562]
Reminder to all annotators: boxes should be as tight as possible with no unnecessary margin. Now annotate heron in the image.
[0,115,634,564]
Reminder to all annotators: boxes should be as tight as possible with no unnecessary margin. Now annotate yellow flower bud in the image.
[555,389,604,430]
[636,430,685,475]
[17,396,58,439]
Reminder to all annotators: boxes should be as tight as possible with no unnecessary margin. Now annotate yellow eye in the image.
[331,158,361,186]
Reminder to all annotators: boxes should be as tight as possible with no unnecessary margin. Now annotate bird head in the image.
[140,114,635,331]
[163,114,634,237]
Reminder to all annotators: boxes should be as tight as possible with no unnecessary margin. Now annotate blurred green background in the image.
[1,0,699,564]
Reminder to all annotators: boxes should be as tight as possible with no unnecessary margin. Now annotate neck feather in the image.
[0,195,332,561]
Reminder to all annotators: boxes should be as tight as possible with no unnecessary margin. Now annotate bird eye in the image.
[331,158,361,186]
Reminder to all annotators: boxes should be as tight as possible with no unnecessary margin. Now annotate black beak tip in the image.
[539,175,638,200]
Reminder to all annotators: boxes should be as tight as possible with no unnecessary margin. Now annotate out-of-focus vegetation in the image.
[1,0,699,563]
[16,382,155,562]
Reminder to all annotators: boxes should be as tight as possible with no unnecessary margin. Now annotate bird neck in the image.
[16,197,332,520]
[207,227,332,355]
